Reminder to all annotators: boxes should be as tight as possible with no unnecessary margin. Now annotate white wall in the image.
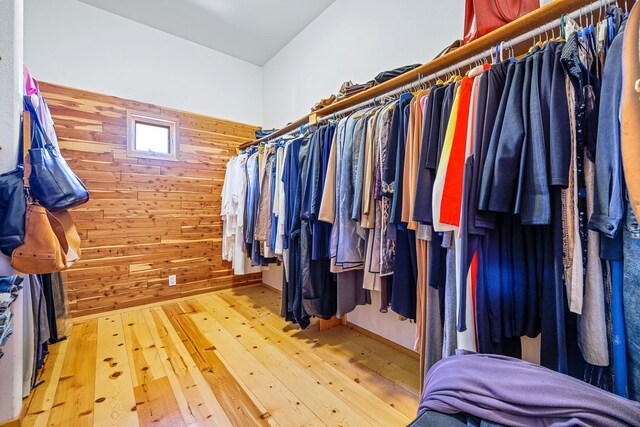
[260,0,465,349]
[263,264,417,349]
[0,0,24,423]
[24,0,262,126]
[262,0,465,128]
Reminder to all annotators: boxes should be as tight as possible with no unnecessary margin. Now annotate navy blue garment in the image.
[498,214,516,338]
[293,135,312,328]
[519,47,551,225]
[483,226,503,345]
[547,42,572,187]
[382,93,412,199]
[475,230,502,353]
[437,84,457,163]
[301,129,323,222]
[282,137,311,328]
[487,56,527,214]
[301,127,337,320]
[478,62,516,212]
[429,83,456,335]
[269,146,279,251]
[525,226,542,338]
[312,125,336,260]
[243,150,262,265]
[425,85,449,171]
[468,70,491,235]
[508,215,528,338]
[391,102,412,225]
[283,139,302,250]
[413,85,444,224]
[281,138,300,319]
[389,97,417,320]
[385,93,413,226]
[540,187,569,373]
[458,156,475,332]
[391,228,417,320]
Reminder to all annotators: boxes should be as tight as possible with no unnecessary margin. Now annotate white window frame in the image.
[126,110,178,161]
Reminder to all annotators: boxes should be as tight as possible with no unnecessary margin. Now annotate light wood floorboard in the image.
[23,285,419,426]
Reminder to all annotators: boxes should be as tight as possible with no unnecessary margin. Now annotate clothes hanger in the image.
[625,0,629,17]
[444,73,456,84]
[528,32,538,53]
[535,29,544,49]
[445,66,462,84]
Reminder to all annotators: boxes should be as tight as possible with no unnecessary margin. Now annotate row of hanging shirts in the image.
[222,2,639,401]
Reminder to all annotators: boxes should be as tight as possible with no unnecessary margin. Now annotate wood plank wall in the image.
[38,82,262,317]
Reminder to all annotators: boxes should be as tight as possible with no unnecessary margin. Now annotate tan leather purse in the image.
[11,202,67,274]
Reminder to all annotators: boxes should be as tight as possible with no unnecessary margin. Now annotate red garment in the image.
[439,76,474,226]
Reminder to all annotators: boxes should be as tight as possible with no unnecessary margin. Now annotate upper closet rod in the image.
[317,0,616,123]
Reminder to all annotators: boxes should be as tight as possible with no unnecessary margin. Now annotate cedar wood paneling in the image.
[38,82,261,316]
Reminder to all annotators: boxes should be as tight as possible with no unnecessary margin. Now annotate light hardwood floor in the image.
[23,285,420,426]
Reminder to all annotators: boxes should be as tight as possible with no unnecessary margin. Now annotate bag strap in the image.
[46,209,69,256]
[23,98,53,149]
[22,109,31,189]
[494,0,523,22]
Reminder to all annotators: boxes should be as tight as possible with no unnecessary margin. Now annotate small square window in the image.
[127,111,178,160]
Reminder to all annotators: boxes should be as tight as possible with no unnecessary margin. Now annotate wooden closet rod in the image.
[317,0,617,122]
[239,0,620,149]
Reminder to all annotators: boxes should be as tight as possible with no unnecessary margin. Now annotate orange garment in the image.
[415,238,429,353]
[439,76,474,227]
[401,96,417,226]
[402,90,429,230]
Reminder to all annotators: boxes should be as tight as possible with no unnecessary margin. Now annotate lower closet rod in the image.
[317,0,617,123]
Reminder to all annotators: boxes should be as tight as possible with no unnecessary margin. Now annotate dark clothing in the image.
[486,57,527,214]
[547,42,572,187]
[428,84,456,296]
[391,227,417,320]
[382,93,413,202]
[301,127,337,320]
[520,48,551,225]
[478,62,516,213]
[588,22,626,239]
[283,137,311,328]
[386,94,413,226]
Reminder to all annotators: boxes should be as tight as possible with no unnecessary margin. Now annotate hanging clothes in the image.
[219,6,640,402]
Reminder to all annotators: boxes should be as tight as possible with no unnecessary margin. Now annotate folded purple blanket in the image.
[419,353,640,427]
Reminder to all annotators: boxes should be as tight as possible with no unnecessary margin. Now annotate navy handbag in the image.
[25,101,89,212]
[0,165,26,256]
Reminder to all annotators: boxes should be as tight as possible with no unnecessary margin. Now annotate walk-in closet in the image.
[1,0,640,425]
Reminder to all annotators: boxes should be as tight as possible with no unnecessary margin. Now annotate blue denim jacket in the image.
[588,21,627,238]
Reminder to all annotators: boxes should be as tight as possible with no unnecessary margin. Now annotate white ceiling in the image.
[79,0,336,65]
